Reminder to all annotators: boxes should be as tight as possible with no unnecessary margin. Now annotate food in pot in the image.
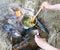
[23,17,35,27]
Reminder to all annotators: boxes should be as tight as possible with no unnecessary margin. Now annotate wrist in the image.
[47,5,54,10]
[46,4,51,9]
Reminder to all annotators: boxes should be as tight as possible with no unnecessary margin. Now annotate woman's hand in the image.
[34,35,58,50]
[35,35,47,48]
[41,2,60,10]
[41,2,51,10]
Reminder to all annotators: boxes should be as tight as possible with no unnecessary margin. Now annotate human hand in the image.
[34,35,58,50]
[34,35,47,49]
[34,35,46,46]
[41,2,51,10]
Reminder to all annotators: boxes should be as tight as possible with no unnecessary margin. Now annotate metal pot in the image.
[21,15,36,29]
[22,15,49,34]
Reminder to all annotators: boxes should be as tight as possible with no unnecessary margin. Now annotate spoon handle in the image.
[35,7,42,18]
[31,7,42,23]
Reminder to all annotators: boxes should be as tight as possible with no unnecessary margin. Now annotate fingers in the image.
[40,1,50,9]
[35,35,40,39]
[34,35,47,44]
[34,35,42,43]
[34,35,41,45]
[35,35,46,48]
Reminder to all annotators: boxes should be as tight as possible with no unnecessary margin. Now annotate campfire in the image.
[2,6,49,50]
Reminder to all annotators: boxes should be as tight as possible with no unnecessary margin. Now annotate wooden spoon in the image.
[30,7,42,23]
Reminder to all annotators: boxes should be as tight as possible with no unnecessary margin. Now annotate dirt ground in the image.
[0,0,60,50]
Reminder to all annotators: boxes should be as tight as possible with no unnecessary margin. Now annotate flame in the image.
[15,10,21,18]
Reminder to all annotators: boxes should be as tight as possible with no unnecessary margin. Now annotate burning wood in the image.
[2,8,24,38]
[12,8,23,18]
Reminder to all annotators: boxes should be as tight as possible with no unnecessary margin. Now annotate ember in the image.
[12,8,23,22]
[15,10,22,17]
